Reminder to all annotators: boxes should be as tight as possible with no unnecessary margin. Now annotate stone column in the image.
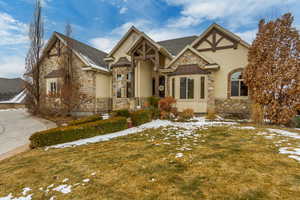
[207,73,215,114]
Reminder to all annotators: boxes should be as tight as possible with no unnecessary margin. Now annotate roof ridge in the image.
[55,32,108,55]
[157,35,198,43]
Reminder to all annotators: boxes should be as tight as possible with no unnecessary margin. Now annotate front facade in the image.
[40,23,251,117]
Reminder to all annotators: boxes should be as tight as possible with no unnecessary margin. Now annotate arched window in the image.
[230,71,248,97]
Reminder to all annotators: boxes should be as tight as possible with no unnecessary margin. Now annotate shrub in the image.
[30,117,127,148]
[179,109,194,121]
[158,97,177,119]
[114,109,130,118]
[147,96,160,108]
[293,115,300,128]
[68,114,103,126]
[131,110,152,126]
[159,96,176,112]
[148,107,160,119]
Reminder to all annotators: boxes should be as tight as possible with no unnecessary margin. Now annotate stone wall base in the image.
[215,98,251,119]
[0,104,25,110]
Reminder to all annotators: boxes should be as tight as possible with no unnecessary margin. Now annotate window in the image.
[230,71,248,97]
[117,88,122,98]
[127,72,132,81]
[117,74,122,81]
[180,77,194,99]
[172,78,175,98]
[49,81,57,94]
[126,82,131,98]
[200,77,205,99]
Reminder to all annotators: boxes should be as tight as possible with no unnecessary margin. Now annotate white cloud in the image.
[167,16,199,28]
[119,7,128,14]
[89,37,118,53]
[235,29,257,43]
[0,12,28,46]
[0,55,25,78]
[164,0,298,28]
[89,19,196,52]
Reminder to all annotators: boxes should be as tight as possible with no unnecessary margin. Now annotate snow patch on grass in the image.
[46,118,236,150]
[52,185,72,194]
[0,193,33,200]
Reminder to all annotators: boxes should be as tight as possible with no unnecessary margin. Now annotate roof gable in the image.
[127,33,174,59]
[107,26,141,58]
[191,23,250,51]
[166,45,217,69]
[55,32,109,71]
[41,32,109,73]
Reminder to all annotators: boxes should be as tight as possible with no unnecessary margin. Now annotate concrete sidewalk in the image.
[0,109,56,161]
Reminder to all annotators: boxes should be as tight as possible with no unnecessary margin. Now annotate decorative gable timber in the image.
[191,23,250,52]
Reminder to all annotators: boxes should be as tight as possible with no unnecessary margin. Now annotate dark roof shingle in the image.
[0,78,25,101]
[55,32,108,70]
[157,36,198,56]
[111,57,131,68]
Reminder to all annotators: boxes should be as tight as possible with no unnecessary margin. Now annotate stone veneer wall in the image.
[171,49,208,69]
[215,98,251,119]
[207,73,215,113]
[39,40,97,113]
[112,66,131,110]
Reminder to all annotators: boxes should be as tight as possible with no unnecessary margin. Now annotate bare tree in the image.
[24,0,44,114]
[58,23,92,116]
[244,13,300,125]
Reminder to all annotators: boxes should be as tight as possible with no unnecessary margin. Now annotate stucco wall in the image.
[111,31,139,64]
[169,74,208,113]
[195,43,249,99]
[95,73,112,98]
[137,60,153,97]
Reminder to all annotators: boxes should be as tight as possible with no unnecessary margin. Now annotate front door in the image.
[159,76,165,98]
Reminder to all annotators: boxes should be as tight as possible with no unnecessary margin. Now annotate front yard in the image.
[0,118,299,199]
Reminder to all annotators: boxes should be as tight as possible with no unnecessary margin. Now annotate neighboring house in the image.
[0,78,26,104]
[39,23,251,117]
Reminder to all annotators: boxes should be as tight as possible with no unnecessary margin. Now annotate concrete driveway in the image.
[0,109,56,159]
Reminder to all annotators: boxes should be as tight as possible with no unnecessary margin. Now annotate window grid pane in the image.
[172,78,175,98]
[180,78,187,99]
[188,78,194,99]
[200,77,205,99]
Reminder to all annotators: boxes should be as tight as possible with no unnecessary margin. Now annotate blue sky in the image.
[0,0,300,78]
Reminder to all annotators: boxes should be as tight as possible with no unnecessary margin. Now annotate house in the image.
[39,23,251,117]
[0,78,26,108]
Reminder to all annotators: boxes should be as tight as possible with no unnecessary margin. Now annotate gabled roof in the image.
[55,32,109,71]
[107,26,141,58]
[166,45,218,68]
[41,32,109,73]
[127,33,174,59]
[191,23,250,48]
[157,36,198,56]
[0,78,25,101]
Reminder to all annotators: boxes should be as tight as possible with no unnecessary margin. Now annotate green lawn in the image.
[0,124,299,200]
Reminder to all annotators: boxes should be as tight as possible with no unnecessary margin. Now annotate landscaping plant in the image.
[244,13,300,125]
[158,96,178,119]
[178,109,194,121]
[130,110,152,126]
[30,117,127,148]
